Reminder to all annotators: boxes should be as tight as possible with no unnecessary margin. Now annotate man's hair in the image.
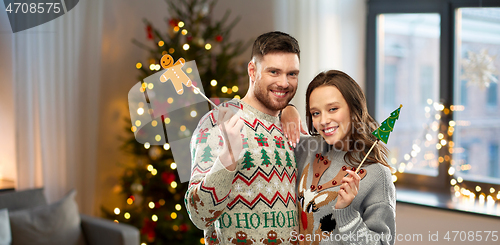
[251,31,300,62]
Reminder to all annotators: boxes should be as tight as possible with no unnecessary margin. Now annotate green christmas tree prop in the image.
[372,104,403,144]
[242,151,255,170]
[356,104,403,173]
[201,145,213,162]
[102,0,250,244]
[261,148,271,167]
[274,149,282,167]
[285,151,293,169]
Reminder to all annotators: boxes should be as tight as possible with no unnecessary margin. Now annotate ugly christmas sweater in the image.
[294,136,396,245]
[185,99,299,245]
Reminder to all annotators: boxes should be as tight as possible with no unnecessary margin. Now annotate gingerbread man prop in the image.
[159,54,192,94]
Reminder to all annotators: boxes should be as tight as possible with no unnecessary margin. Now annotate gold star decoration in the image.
[461,49,498,90]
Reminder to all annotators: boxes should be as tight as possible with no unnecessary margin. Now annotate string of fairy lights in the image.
[391,99,499,208]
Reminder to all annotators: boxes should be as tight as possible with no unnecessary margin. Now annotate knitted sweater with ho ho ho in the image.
[185,99,299,245]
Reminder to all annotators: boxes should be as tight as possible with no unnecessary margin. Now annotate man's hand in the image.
[280,105,307,148]
[218,107,245,171]
[335,170,361,209]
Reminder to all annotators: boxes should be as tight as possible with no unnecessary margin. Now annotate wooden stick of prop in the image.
[355,140,379,174]
[191,84,218,108]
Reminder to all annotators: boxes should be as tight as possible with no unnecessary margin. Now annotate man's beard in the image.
[254,84,296,111]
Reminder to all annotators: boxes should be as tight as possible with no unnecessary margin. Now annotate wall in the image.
[396,203,500,244]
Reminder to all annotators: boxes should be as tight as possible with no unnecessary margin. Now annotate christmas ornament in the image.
[461,49,498,90]
[169,18,179,27]
[146,25,153,40]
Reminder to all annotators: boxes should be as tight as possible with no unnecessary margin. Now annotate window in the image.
[375,13,441,178]
[487,81,498,107]
[489,143,499,178]
[367,0,500,212]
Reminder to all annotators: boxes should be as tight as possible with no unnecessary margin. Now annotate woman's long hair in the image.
[305,70,391,169]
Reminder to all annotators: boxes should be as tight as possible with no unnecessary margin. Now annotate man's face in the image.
[249,53,299,114]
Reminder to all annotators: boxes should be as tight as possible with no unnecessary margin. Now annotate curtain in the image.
[274,0,367,118]
[13,0,104,215]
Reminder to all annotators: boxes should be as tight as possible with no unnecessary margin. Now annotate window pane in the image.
[376,13,441,176]
[453,8,500,184]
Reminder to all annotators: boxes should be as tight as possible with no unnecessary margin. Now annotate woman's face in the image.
[309,85,351,150]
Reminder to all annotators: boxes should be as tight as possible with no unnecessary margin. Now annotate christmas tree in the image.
[372,105,402,144]
[274,149,282,167]
[260,148,271,167]
[285,151,293,169]
[201,145,213,162]
[102,0,250,244]
[242,151,255,170]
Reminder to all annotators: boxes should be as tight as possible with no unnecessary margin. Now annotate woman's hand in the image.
[218,107,245,171]
[280,105,307,148]
[335,170,361,209]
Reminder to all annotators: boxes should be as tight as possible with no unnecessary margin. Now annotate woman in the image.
[282,70,396,245]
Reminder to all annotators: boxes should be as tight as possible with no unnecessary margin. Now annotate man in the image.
[185,31,300,244]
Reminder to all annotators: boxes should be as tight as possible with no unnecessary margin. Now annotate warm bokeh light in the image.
[175,204,182,211]
[164,143,170,150]
[178,21,184,27]
[180,125,186,132]
[136,63,142,69]
[205,43,212,50]
[124,212,131,219]
[183,44,190,50]
[137,108,144,115]
[170,162,177,170]
[114,208,120,215]
[221,86,228,93]
[210,79,217,86]
[152,214,158,222]
[158,41,164,47]
[190,110,197,117]
[164,117,171,124]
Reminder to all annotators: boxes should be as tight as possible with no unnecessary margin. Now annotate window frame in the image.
[366,0,500,195]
